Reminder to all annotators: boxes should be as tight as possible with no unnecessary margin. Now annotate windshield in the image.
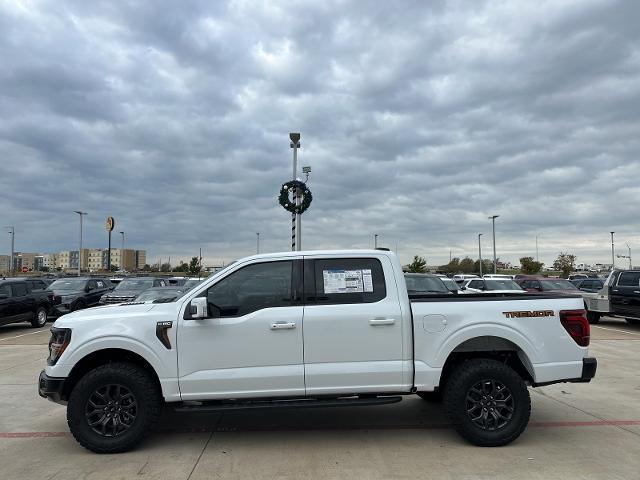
[405,276,449,293]
[183,279,203,290]
[540,279,579,290]
[48,279,86,291]
[484,280,522,291]
[135,289,183,301]
[114,279,155,291]
[440,278,459,291]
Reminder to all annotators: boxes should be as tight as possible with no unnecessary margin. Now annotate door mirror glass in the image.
[189,297,209,319]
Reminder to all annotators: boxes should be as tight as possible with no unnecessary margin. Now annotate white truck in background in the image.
[39,249,596,453]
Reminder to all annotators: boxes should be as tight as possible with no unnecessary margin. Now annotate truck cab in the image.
[586,270,640,325]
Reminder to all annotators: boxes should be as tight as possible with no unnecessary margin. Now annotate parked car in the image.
[40,249,596,453]
[452,274,479,284]
[99,277,168,304]
[482,274,514,280]
[461,278,525,294]
[568,274,590,280]
[585,270,640,325]
[0,279,52,328]
[404,273,451,295]
[48,278,113,316]
[135,287,186,303]
[515,277,581,294]
[167,277,187,286]
[571,278,605,293]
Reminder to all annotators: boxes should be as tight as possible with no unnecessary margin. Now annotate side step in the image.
[174,395,402,413]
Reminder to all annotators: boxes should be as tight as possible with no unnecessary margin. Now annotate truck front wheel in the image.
[67,362,162,453]
[443,359,530,447]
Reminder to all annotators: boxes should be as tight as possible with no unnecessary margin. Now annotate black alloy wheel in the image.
[85,384,138,437]
[465,379,514,431]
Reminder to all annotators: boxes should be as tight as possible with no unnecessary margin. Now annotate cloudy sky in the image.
[1,0,639,268]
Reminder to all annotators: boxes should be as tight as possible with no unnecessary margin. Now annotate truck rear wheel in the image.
[31,307,48,328]
[443,359,530,447]
[67,362,161,453]
[587,311,600,324]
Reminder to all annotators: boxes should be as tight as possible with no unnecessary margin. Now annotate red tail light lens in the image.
[560,309,590,347]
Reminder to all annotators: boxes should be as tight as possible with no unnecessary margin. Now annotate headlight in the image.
[47,327,72,366]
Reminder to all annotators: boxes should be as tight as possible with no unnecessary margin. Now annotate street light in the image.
[610,232,615,270]
[256,232,260,254]
[4,226,14,276]
[374,234,379,249]
[489,215,499,274]
[73,211,87,276]
[478,233,483,277]
[119,231,125,271]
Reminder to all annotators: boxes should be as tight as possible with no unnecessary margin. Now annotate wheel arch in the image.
[61,348,162,402]
[437,335,535,391]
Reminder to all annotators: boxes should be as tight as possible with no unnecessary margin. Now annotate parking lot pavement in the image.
[0,318,638,479]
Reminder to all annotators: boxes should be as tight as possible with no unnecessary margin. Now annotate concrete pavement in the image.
[0,317,638,479]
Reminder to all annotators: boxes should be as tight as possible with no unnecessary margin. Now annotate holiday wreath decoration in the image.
[279,180,312,214]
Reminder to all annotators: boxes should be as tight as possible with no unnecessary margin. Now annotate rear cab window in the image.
[306,257,386,305]
[618,272,640,287]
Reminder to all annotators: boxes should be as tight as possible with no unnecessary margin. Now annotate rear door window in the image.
[11,283,27,297]
[618,272,640,287]
[0,285,11,297]
[308,258,386,305]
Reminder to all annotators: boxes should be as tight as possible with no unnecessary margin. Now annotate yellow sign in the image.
[105,216,115,232]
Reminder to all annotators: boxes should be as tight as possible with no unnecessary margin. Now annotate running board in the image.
[174,395,402,413]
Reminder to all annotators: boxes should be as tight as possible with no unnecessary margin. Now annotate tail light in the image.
[560,309,590,347]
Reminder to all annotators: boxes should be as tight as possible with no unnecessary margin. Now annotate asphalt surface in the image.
[0,317,638,479]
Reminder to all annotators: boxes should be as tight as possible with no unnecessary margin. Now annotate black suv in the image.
[0,279,53,328]
[48,277,113,316]
[99,277,168,304]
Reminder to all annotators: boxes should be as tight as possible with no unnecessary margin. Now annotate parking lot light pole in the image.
[119,231,125,271]
[489,215,499,274]
[256,232,260,254]
[74,212,87,276]
[610,232,615,270]
[5,226,14,276]
[478,233,483,276]
[374,234,378,249]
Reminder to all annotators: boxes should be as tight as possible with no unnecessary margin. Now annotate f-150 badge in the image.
[503,310,554,318]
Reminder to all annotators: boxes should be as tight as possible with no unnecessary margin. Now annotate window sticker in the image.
[323,269,373,294]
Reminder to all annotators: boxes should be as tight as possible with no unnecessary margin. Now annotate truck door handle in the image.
[369,318,395,326]
[270,322,296,330]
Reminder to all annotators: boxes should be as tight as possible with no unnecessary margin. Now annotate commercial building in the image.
[0,255,9,274]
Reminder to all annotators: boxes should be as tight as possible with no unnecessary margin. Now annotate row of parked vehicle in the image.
[0,276,204,328]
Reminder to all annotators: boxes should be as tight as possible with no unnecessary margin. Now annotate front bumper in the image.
[533,357,597,387]
[38,370,67,405]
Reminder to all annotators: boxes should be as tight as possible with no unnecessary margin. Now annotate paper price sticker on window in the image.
[323,269,374,294]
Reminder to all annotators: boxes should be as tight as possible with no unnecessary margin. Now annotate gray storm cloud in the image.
[1,0,639,267]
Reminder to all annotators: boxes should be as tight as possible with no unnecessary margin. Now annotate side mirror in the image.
[459,286,466,291]
[86,285,93,292]
[189,297,209,319]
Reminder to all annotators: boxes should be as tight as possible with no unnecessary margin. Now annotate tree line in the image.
[406,252,578,278]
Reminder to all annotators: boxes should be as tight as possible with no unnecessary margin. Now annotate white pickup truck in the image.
[38,250,596,453]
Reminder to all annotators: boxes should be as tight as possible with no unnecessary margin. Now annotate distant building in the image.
[0,255,9,274]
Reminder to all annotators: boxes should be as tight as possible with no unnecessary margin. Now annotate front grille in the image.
[104,296,136,304]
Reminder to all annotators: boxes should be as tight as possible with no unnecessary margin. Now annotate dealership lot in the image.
[0,319,638,479]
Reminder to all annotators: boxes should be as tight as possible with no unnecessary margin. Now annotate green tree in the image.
[142,264,151,272]
[474,259,493,274]
[459,257,475,273]
[520,257,544,274]
[173,262,189,273]
[407,255,427,273]
[553,252,576,278]
[439,258,460,274]
[188,257,202,276]
[160,263,172,273]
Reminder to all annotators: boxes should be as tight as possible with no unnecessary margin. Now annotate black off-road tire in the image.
[587,311,601,325]
[31,306,48,328]
[72,300,86,312]
[443,359,530,447]
[417,391,442,402]
[67,362,162,453]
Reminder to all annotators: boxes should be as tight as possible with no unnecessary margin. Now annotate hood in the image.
[51,289,83,297]
[104,290,143,297]
[53,302,156,327]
